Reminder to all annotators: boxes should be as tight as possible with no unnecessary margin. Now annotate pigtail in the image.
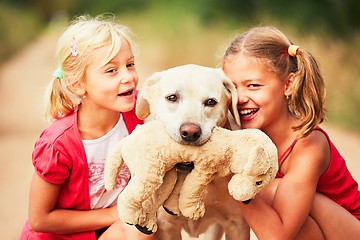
[44,74,80,121]
[289,50,326,137]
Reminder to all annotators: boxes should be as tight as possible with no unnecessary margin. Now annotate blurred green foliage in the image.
[1,0,359,62]
[0,2,43,61]
[0,0,359,131]
[0,0,150,62]
[195,0,360,37]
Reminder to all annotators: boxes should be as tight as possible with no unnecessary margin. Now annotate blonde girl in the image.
[20,14,156,240]
[222,26,360,239]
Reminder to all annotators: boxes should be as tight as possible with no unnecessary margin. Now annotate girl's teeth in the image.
[240,109,253,115]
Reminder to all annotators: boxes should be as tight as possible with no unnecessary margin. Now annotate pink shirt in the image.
[20,108,143,240]
[277,127,360,220]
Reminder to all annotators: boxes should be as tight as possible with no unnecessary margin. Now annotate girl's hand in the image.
[108,204,119,223]
[29,172,120,233]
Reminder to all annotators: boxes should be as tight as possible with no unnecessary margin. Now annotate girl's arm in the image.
[28,173,117,234]
[238,131,330,240]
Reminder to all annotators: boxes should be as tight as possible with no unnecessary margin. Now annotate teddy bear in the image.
[104,120,278,234]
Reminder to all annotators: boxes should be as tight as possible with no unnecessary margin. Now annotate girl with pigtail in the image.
[222,26,360,239]
[20,14,156,240]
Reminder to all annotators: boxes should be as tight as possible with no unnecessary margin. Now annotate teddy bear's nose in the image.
[180,123,202,143]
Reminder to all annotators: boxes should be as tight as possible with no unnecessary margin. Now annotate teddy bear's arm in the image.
[178,169,215,220]
[152,167,179,211]
[162,170,187,215]
[104,140,125,190]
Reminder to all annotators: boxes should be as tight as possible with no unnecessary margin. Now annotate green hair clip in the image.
[53,67,63,79]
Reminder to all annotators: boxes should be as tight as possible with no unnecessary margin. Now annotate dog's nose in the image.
[180,123,202,143]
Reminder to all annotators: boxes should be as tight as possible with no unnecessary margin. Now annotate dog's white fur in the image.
[136,64,239,145]
[136,64,250,240]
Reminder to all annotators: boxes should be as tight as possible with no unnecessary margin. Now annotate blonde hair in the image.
[45,14,136,120]
[223,26,326,138]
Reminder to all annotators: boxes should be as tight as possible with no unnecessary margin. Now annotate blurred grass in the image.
[1,1,359,132]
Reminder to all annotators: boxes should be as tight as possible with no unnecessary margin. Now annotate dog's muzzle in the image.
[180,123,202,143]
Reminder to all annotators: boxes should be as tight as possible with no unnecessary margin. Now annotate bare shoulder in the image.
[297,130,329,152]
[290,129,330,178]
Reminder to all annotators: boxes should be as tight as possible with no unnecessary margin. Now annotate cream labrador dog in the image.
[135,64,250,240]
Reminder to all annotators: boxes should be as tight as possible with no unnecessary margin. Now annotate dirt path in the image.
[1,32,359,240]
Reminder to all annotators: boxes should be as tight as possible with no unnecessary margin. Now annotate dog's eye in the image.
[256,181,263,186]
[204,98,218,107]
[166,94,178,102]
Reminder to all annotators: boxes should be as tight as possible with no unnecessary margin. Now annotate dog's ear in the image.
[215,68,241,127]
[136,71,163,120]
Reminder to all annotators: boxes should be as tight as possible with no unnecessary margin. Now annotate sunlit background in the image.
[0,1,359,239]
[1,0,359,129]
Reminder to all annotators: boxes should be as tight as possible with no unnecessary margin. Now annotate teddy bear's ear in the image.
[136,71,163,119]
[215,68,241,127]
[244,145,271,176]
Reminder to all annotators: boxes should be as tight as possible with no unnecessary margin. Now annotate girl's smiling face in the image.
[81,39,138,113]
[223,55,289,132]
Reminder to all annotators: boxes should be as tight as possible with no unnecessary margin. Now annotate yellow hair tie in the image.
[288,45,300,57]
